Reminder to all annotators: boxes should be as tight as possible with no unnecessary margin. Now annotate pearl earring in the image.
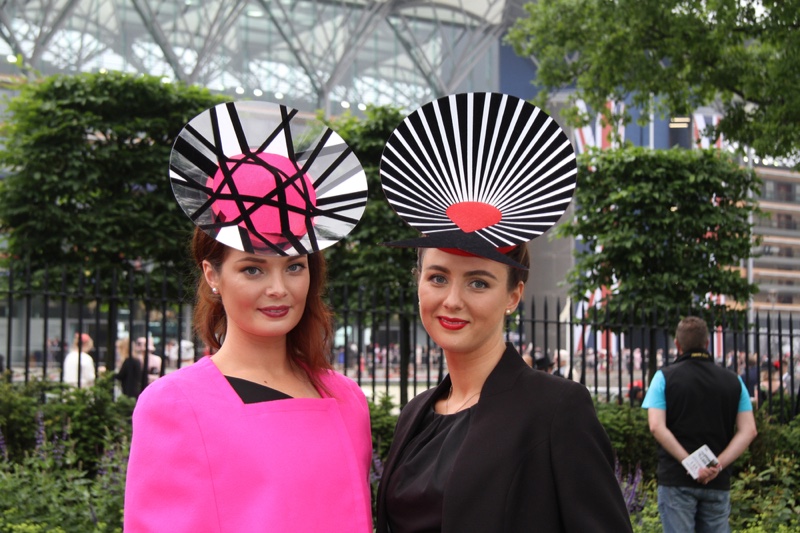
[211,287,218,294]
[505,309,512,315]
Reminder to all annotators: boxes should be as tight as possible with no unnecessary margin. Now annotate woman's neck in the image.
[444,337,507,397]
[212,329,293,380]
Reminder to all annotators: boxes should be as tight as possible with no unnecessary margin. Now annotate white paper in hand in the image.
[681,444,720,479]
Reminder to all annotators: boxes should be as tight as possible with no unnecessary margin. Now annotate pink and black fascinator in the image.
[170,101,367,255]
[380,92,576,269]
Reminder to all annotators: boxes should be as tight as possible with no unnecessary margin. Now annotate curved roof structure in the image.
[0,0,527,113]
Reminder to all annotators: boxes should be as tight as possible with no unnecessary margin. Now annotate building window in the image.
[776,214,797,230]
[776,182,794,202]
[777,293,794,304]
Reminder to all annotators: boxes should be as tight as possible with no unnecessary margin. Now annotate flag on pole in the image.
[692,113,723,149]
[571,99,624,361]
[705,292,727,361]
[573,285,618,358]
[574,99,626,154]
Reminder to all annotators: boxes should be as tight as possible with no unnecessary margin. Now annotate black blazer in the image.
[377,345,633,533]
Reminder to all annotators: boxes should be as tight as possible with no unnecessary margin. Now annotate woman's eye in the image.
[429,274,447,284]
[243,266,261,276]
[470,279,489,289]
[287,263,306,273]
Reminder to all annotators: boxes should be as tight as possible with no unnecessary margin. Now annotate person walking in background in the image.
[757,361,783,409]
[741,351,760,400]
[642,316,757,533]
[375,92,632,532]
[133,336,162,382]
[114,337,143,399]
[124,101,372,532]
[177,339,195,368]
[163,338,178,367]
[552,348,580,381]
[163,338,196,369]
[62,332,95,388]
[533,351,556,373]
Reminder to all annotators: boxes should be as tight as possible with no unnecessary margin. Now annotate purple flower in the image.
[615,459,646,514]
[370,450,384,484]
[0,426,7,460]
[34,411,45,454]
[51,433,65,465]
[97,447,116,478]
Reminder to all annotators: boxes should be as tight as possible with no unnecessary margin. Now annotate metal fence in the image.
[2,263,798,421]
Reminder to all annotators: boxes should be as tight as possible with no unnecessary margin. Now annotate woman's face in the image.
[417,248,523,357]
[203,249,310,341]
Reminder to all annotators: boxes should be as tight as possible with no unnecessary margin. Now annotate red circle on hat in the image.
[446,202,502,233]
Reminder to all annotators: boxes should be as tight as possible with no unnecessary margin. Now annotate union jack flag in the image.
[692,113,724,149]
[573,99,626,154]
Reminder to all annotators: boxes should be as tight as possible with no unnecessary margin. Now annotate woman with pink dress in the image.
[125,101,372,532]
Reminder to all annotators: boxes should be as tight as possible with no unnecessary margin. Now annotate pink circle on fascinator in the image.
[208,152,317,241]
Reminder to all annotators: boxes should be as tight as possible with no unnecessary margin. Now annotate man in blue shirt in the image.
[642,316,757,533]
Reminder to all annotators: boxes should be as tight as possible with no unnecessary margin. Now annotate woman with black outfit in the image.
[375,92,633,532]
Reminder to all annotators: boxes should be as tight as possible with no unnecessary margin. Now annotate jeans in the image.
[658,485,731,533]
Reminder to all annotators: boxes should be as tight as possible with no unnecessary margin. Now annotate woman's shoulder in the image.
[515,365,590,400]
[136,357,214,405]
[319,369,367,399]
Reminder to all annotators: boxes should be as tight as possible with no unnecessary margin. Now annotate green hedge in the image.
[0,375,131,532]
[0,374,134,474]
[606,403,800,531]
[595,402,659,480]
[1,381,798,531]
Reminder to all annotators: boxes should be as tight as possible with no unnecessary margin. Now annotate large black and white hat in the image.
[170,101,368,255]
[380,92,577,269]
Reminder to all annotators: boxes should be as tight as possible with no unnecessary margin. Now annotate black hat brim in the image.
[382,231,528,270]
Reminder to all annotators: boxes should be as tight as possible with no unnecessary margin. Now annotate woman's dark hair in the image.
[415,244,530,291]
[191,228,333,381]
[503,244,530,289]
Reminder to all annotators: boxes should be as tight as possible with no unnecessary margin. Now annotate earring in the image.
[505,309,512,315]
[211,287,218,295]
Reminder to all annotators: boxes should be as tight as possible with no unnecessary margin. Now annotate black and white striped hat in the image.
[170,101,368,256]
[380,92,576,269]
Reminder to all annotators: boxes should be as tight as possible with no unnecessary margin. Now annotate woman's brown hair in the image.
[191,228,333,383]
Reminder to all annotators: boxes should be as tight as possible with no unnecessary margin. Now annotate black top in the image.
[385,401,471,533]
[376,344,633,533]
[225,376,293,404]
[659,351,742,490]
[115,357,143,399]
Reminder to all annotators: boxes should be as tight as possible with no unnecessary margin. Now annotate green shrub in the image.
[595,401,659,480]
[1,378,798,532]
[0,379,50,462]
[0,374,134,475]
[630,481,661,533]
[0,426,127,532]
[730,455,800,531]
[368,394,398,462]
[45,376,134,475]
[368,395,397,527]
[745,411,800,473]
[735,524,799,533]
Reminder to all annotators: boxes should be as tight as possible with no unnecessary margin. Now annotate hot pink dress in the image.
[124,356,373,532]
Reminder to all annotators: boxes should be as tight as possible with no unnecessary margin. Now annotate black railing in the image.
[2,263,797,421]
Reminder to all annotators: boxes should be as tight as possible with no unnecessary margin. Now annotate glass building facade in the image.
[0,0,527,114]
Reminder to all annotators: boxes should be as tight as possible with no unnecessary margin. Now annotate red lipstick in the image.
[260,306,290,318]
[438,316,468,330]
